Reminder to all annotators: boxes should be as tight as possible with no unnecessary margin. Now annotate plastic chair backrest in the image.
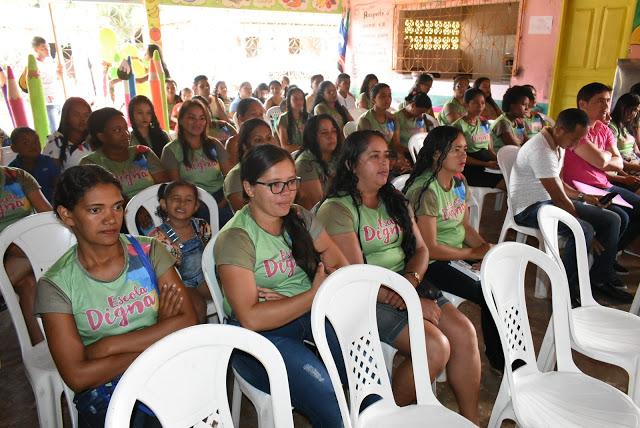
[537,205,597,307]
[202,234,226,323]
[349,108,367,122]
[105,324,294,428]
[424,114,439,131]
[408,132,427,163]
[391,174,410,192]
[343,120,357,138]
[311,265,436,426]
[265,106,282,130]
[124,184,219,235]
[496,145,519,187]
[1,146,17,166]
[480,243,579,396]
[0,212,76,357]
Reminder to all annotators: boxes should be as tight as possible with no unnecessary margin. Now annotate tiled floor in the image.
[1,196,637,427]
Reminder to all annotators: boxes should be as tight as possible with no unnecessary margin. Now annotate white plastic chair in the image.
[407,132,426,163]
[424,114,439,131]
[124,183,219,235]
[631,288,640,317]
[105,324,294,428]
[497,145,548,298]
[0,212,78,428]
[349,107,367,122]
[311,265,475,427]
[536,204,640,404]
[343,120,357,138]
[1,145,17,166]
[390,173,410,192]
[481,242,640,428]
[265,106,282,132]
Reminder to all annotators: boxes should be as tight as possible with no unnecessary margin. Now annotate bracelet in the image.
[404,271,421,287]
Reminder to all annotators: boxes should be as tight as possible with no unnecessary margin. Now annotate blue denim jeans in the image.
[605,185,640,250]
[178,235,205,287]
[229,313,346,428]
[514,200,622,297]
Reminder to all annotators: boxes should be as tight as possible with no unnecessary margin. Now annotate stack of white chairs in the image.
[481,242,640,427]
[343,120,357,138]
[265,106,282,132]
[407,132,426,163]
[105,325,294,428]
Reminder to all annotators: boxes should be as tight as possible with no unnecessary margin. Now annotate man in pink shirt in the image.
[562,83,638,300]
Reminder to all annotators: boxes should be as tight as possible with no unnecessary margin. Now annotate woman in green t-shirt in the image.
[225,97,266,167]
[472,77,502,120]
[35,165,196,426]
[214,144,348,427]
[1,166,51,345]
[161,99,233,226]
[294,114,342,210]
[522,84,550,139]
[453,88,505,189]
[277,87,308,153]
[317,130,480,423]
[439,75,469,126]
[312,81,353,130]
[80,108,169,201]
[610,93,640,174]
[357,73,378,110]
[490,85,532,152]
[403,126,503,371]
[224,118,279,211]
[394,92,432,149]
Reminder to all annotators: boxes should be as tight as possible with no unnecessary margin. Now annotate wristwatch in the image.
[404,271,421,287]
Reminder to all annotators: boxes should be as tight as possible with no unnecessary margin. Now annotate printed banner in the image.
[158,0,342,14]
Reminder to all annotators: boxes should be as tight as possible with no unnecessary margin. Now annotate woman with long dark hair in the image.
[214,144,348,427]
[277,87,308,152]
[313,81,353,129]
[403,126,503,371]
[36,164,196,426]
[357,73,378,110]
[128,95,170,157]
[439,76,470,126]
[610,93,640,173]
[357,83,401,152]
[472,77,502,120]
[490,85,532,152]
[295,114,342,210]
[161,99,232,225]
[44,97,93,170]
[224,118,278,211]
[317,130,480,423]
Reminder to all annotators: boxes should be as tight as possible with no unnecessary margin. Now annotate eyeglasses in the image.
[255,177,302,194]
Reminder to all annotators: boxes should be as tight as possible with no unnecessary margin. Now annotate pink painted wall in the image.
[510,0,563,105]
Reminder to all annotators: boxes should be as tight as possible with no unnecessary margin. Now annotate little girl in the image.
[147,180,212,322]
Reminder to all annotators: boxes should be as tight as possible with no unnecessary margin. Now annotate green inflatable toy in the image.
[153,50,170,131]
[26,54,49,147]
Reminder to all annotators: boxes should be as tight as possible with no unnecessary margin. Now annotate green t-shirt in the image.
[357,92,372,110]
[610,122,636,157]
[439,97,466,126]
[80,146,164,200]
[314,103,346,129]
[34,235,175,346]
[295,150,337,194]
[452,117,492,153]
[394,110,424,148]
[357,109,396,144]
[490,113,525,152]
[223,162,242,199]
[317,195,405,273]
[405,172,468,252]
[0,167,39,232]
[214,204,323,315]
[523,113,547,139]
[161,138,226,194]
[277,112,305,148]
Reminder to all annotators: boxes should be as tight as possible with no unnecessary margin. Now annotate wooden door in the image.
[549,0,636,116]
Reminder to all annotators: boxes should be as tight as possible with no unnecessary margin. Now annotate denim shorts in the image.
[376,292,450,345]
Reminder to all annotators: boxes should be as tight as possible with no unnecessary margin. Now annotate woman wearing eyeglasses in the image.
[214,144,349,427]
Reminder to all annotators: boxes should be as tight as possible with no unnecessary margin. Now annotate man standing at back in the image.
[29,37,63,133]
[510,108,631,305]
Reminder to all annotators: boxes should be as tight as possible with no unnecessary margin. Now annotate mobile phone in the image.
[599,191,619,205]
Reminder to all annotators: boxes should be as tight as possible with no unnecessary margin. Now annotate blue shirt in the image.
[9,154,60,203]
